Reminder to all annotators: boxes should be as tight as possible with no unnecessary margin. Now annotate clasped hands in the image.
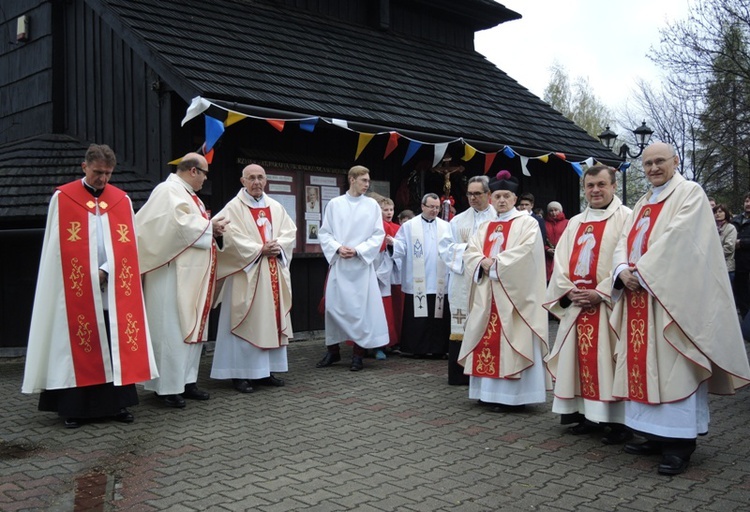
[566,288,602,308]
[261,240,282,257]
[337,245,357,259]
[618,267,642,292]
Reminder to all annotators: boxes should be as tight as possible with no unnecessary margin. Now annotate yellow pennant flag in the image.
[224,111,246,127]
[538,154,549,163]
[355,133,375,160]
[168,157,182,165]
[462,143,476,161]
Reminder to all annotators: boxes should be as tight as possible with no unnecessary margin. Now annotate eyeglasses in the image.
[194,167,209,176]
[466,192,486,198]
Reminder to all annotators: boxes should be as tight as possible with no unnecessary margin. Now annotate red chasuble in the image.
[568,221,607,400]
[470,220,513,378]
[189,194,217,342]
[250,207,281,342]
[624,202,666,403]
[56,182,152,386]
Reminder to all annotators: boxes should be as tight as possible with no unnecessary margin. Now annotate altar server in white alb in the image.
[610,142,750,475]
[211,164,296,393]
[23,144,158,428]
[544,165,631,444]
[392,193,453,358]
[458,172,549,412]
[136,153,229,408]
[442,175,496,384]
[316,165,389,371]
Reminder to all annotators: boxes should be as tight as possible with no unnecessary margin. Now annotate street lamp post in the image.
[597,121,654,205]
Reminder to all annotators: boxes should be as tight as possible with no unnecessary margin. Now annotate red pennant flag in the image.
[555,152,567,160]
[267,119,285,132]
[384,132,400,159]
[484,153,497,174]
[204,147,215,164]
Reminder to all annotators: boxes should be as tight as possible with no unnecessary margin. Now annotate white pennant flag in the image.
[520,155,531,176]
[181,96,211,126]
[432,143,449,168]
[331,118,349,130]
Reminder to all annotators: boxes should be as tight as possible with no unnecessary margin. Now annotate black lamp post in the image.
[598,121,654,205]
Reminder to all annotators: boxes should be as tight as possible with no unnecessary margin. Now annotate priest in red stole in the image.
[210,164,296,393]
[544,165,631,443]
[136,153,229,408]
[23,144,158,428]
[458,173,550,412]
[611,142,750,475]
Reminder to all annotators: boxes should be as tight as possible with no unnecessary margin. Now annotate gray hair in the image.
[468,175,490,193]
[422,192,440,205]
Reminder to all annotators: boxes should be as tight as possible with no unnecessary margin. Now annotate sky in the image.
[475,0,693,113]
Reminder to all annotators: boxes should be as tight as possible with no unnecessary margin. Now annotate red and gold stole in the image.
[623,202,666,402]
[250,207,281,342]
[189,194,216,342]
[470,220,513,378]
[57,182,151,386]
[568,221,607,400]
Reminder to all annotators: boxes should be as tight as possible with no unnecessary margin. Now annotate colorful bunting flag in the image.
[570,162,582,177]
[168,157,182,165]
[181,96,211,126]
[204,116,225,153]
[299,117,318,132]
[224,111,246,127]
[356,133,375,160]
[432,143,449,167]
[384,132,400,159]
[484,153,497,174]
[538,154,549,164]
[402,140,422,165]
[502,146,515,158]
[332,118,348,129]
[267,119,285,132]
[555,152,566,161]
[462,143,476,162]
[520,155,531,176]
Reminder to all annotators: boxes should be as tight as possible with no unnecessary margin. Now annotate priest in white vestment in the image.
[392,193,453,357]
[442,175,496,384]
[611,142,750,475]
[317,166,389,371]
[211,164,296,393]
[458,173,550,412]
[23,144,158,428]
[544,165,631,443]
[136,153,230,408]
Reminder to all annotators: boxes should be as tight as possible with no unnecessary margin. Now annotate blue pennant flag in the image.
[300,117,318,133]
[204,116,225,152]
[570,162,583,177]
[502,146,515,158]
[402,141,422,165]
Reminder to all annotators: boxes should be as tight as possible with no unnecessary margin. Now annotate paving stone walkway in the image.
[2,333,750,511]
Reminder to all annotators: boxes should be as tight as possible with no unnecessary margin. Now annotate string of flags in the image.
[177,96,612,177]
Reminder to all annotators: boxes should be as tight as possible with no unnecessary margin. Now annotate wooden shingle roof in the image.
[0,134,156,225]
[91,0,617,162]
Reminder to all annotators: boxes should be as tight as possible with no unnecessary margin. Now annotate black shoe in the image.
[489,404,526,413]
[232,379,254,393]
[316,352,341,368]
[658,454,690,475]
[568,421,600,435]
[64,418,81,429]
[182,383,210,400]
[258,374,285,387]
[350,356,364,371]
[156,393,186,408]
[624,440,662,456]
[602,427,633,445]
[113,408,134,423]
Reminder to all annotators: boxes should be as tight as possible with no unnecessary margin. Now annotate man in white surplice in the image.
[317,166,389,371]
[442,176,496,384]
[210,164,296,393]
[392,193,453,357]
